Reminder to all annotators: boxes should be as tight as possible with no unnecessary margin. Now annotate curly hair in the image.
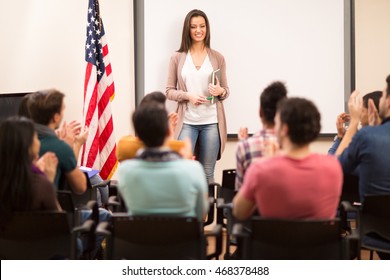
[277,97,321,146]
[260,81,288,125]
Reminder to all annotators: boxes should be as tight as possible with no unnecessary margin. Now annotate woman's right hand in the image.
[187,92,207,106]
[37,152,59,183]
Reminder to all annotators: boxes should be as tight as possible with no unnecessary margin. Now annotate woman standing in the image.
[166,9,230,183]
[0,117,60,229]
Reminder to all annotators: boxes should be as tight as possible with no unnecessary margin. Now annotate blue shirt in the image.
[118,152,209,221]
[338,118,390,201]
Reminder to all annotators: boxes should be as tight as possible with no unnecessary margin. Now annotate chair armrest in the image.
[96,221,111,237]
[92,179,111,188]
[208,196,215,204]
[232,223,249,238]
[340,201,359,213]
[108,196,121,206]
[204,224,222,238]
[339,200,360,233]
[73,219,95,234]
[216,198,233,209]
[78,200,99,224]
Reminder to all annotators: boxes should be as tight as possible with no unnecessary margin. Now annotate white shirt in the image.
[181,52,217,125]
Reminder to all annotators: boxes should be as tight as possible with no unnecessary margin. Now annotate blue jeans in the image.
[178,123,220,183]
[79,208,111,258]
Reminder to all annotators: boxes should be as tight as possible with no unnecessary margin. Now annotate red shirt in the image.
[240,154,342,219]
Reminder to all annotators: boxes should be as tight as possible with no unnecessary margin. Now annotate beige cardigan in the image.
[166,48,230,160]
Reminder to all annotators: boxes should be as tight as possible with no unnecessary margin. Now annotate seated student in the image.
[328,90,382,154]
[24,90,109,207]
[118,102,208,221]
[26,89,110,258]
[233,98,342,220]
[0,117,61,229]
[335,76,390,260]
[235,81,287,191]
[117,91,184,162]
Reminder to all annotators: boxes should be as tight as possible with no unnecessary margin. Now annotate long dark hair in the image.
[0,117,36,228]
[178,9,211,53]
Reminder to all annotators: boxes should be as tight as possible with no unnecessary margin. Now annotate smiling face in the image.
[190,16,207,44]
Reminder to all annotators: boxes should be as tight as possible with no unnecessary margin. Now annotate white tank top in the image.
[181,52,218,125]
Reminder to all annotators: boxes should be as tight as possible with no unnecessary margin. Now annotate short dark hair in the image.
[18,94,32,118]
[362,91,382,110]
[178,9,211,53]
[132,103,168,148]
[260,81,287,125]
[139,91,166,107]
[277,97,321,146]
[28,89,64,125]
[386,75,390,97]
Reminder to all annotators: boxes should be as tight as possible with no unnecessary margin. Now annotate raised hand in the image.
[335,112,351,138]
[348,90,363,122]
[35,152,58,183]
[238,127,248,140]
[168,112,178,132]
[368,98,380,126]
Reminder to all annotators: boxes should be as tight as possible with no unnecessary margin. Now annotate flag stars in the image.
[91,38,96,44]
[96,29,101,35]
[88,8,92,14]
[88,52,93,58]
[88,30,93,36]
[86,43,90,49]
[91,16,95,22]
[97,69,102,76]
[93,48,97,53]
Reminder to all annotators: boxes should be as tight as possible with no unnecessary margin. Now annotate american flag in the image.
[81,0,117,179]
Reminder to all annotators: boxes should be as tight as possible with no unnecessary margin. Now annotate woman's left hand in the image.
[208,76,225,97]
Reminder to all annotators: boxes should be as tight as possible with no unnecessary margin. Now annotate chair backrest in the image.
[242,217,345,260]
[204,183,217,226]
[71,172,97,208]
[222,169,236,190]
[361,194,390,241]
[0,211,75,259]
[220,169,237,202]
[340,174,360,204]
[58,171,97,209]
[105,215,206,260]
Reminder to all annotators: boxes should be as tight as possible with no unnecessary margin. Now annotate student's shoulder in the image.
[176,159,203,170]
[119,159,141,169]
[31,172,54,190]
[312,153,341,167]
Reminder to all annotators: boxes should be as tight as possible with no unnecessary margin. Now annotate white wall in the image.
[0,0,389,181]
[355,0,390,92]
[215,0,390,184]
[0,0,135,178]
[141,0,347,135]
